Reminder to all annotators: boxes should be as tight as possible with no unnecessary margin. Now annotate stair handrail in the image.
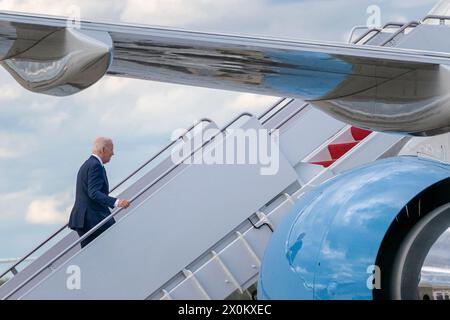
[422,15,450,24]
[352,28,380,45]
[382,22,410,28]
[257,98,286,121]
[1,112,254,300]
[379,20,420,46]
[347,25,369,44]
[351,22,406,45]
[259,99,296,125]
[110,118,213,193]
[0,118,213,281]
[270,102,310,132]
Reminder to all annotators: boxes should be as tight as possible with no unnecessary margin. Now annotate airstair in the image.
[0,18,431,300]
[0,99,407,299]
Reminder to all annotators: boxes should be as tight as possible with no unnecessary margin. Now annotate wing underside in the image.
[0,11,447,99]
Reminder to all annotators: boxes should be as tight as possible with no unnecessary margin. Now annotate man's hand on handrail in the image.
[118,199,130,209]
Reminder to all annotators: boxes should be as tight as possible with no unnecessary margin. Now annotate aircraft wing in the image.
[0,11,448,98]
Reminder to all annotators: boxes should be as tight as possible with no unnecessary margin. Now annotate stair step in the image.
[310,160,336,168]
[328,141,359,159]
[351,127,372,141]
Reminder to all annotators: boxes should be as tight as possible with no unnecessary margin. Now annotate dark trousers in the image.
[76,217,116,248]
[77,228,107,248]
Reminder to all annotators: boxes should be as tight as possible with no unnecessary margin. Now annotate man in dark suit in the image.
[69,137,129,248]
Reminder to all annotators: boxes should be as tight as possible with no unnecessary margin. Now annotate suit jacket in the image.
[68,155,117,231]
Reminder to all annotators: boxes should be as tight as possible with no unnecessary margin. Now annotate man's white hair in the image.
[92,137,113,153]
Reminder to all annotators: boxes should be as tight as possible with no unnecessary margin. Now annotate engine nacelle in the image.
[258,156,450,300]
[0,25,112,96]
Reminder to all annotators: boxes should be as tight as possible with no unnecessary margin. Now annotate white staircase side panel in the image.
[396,24,450,53]
[19,117,298,299]
[0,231,78,299]
[212,237,260,287]
[192,257,241,300]
[364,31,395,46]
[294,162,325,186]
[278,107,345,167]
[160,188,295,300]
[328,132,405,175]
[308,132,406,187]
[398,133,450,163]
[260,198,296,228]
[303,125,351,163]
[156,132,410,300]
[166,273,211,300]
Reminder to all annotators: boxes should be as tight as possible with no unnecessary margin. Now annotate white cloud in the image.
[0,147,16,159]
[228,94,278,113]
[0,132,37,159]
[25,193,71,225]
[0,0,435,42]
[393,0,436,10]
[0,190,30,220]
[92,78,272,136]
[321,240,346,260]
[120,0,210,27]
[0,84,19,100]
[117,0,356,43]
[83,76,130,98]
[0,0,124,20]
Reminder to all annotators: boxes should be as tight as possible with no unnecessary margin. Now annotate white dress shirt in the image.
[91,154,119,208]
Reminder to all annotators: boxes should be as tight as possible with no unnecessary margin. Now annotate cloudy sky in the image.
[0,0,442,272]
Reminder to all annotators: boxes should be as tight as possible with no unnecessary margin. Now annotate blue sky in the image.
[0,0,441,269]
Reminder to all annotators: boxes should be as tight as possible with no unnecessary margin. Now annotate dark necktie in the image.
[102,165,109,191]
